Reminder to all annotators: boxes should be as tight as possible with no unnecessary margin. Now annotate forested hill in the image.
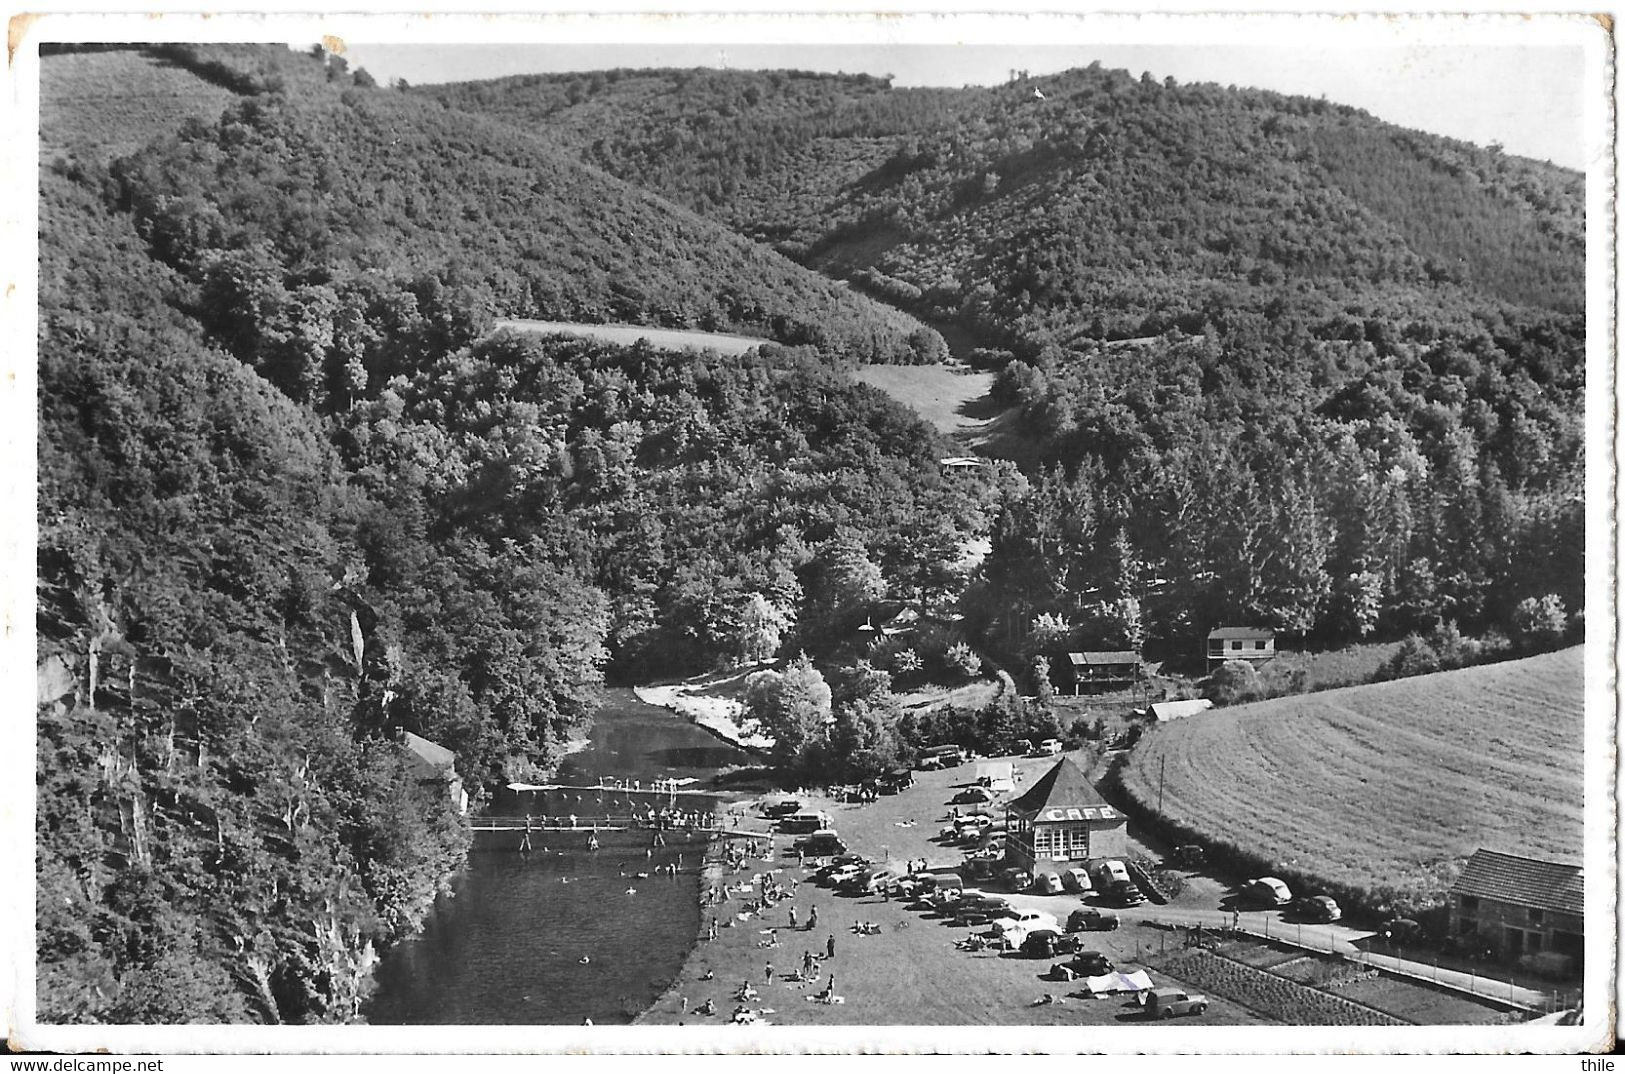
[36,45,994,1023]
[423,64,1583,329]
[427,62,1585,650]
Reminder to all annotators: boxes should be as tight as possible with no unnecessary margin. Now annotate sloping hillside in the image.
[1120,647,1586,913]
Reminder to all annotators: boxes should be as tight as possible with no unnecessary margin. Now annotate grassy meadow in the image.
[1120,647,1585,914]
[40,48,239,158]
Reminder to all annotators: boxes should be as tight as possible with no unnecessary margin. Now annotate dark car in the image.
[1049,950,1113,980]
[1289,895,1342,923]
[1019,929,1082,959]
[1381,918,1424,945]
[1101,880,1144,907]
[795,832,848,857]
[952,788,995,806]
[1066,908,1122,933]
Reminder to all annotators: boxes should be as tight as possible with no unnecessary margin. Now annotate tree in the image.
[1511,594,1568,651]
[735,592,791,666]
[742,654,832,772]
[1030,654,1055,709]
[944,641,983,679]
[798,532,887,651]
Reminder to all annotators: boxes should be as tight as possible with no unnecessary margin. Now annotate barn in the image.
[1003,757,1126,869]
[1448,849,1583,971]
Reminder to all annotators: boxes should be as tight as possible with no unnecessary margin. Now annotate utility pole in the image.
[1158,754,1166,813]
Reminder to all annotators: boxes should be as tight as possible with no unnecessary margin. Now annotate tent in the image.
[1082,969,1154,995]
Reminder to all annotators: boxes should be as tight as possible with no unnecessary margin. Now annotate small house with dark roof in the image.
[1057,650,1143,694]
[1205,626,1276,671]
[399,730,469,815]
[1003,757,1127,869]
[1448,849,1583,967]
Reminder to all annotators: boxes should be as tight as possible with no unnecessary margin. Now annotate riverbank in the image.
[634,675,773,752]
[634,756,1273,1026]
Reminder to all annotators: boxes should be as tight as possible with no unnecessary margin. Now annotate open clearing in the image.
[851,364,999,439]
[1120,647,1584,904]
[41,48,239,158]
[494,319,767,356]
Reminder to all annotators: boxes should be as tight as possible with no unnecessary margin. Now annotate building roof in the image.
[1208,626,1275,640]
[1066,651,1142,666]
[400,730,458,782]
[1007,757,1118,820]
[1148,698,1215,722]
[1450,849,1583,916]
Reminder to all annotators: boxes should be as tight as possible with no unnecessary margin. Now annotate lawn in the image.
[851,364,998,439]
[494,319,768,356]
[41,48,239,159]
[1119,647,1585,911]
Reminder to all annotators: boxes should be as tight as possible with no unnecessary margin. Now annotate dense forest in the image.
[433,62,1586,656]
[36,44,1586,1023]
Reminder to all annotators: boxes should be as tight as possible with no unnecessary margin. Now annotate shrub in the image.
[1378,634,1441,680]
[1512,594,1567,651]
[944,641,984,678]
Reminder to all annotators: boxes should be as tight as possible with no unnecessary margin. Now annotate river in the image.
[363,688,755,1025]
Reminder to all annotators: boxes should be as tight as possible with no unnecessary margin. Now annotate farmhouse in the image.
[1205,626,1276,671]
[1448,849,1583,969]
[1003,756,1126,869]
[1057,650,1143,694]
[399,730,469,815]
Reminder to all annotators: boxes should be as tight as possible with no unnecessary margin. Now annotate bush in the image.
[1512,594,1568,651]
[944,641,984,678]
[890,647,923,674]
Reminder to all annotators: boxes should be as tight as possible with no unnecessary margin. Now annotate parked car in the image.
[1050,950,1114,979]
[826,864,866,887]
[811,854,865,879]
[1031,871,1064,895]
[1089,859,1132,888]
[1000,867,1033,892]
[1066,908,1121,932]
[1060,868,1094,895]
[1037,738,1063,755]
[1241,877,1292,907]
[759,799,803,818]
[1171,844,1207,867]
[1019,928,1082,959]
[1144,987,1208,1018]
[991,909,1058,937]
[1290,895,1342,922]
[1381,918,1424,945]
[1100,880,1144,907]
[952,788,995,806]
[795,829,848,855]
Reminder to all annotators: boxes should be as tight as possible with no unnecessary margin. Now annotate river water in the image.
[363,688,754,1025]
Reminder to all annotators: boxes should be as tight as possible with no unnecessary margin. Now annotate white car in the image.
[990,909,1059,939]
[1038,739,1063,755]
